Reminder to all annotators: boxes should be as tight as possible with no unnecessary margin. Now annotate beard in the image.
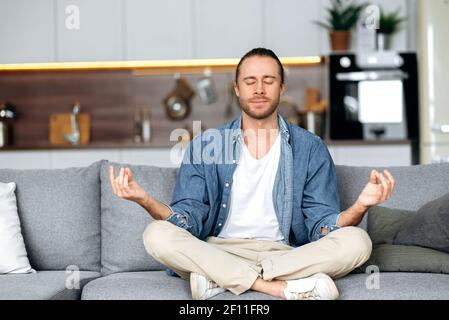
[238,96,280,120]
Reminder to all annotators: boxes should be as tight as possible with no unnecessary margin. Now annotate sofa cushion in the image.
[81,271,274,300]
[394,192,449,253]
[336,272,449,300]
[81,270,449,300]
[357,244,449,274]
[0,161,102,271]
[100,161,178,275]
[336,163,449,230]
[0,270,101,300]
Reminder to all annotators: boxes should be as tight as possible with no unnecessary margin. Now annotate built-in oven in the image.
[328,52,419,142]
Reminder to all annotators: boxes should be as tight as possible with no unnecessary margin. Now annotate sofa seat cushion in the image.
[81,271,449,300]
[0,271,101,300]
[336,273,449,299]
[81,271,275,300]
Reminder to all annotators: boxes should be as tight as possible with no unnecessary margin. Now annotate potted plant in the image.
[377,7,406,51]
[315,0,367,51]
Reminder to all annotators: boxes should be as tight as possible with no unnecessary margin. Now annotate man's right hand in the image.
[109,165,148,204]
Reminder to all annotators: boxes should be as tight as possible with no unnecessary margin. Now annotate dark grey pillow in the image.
[367,206,415,245]
[394,192,449,253]
[356,244,449,274]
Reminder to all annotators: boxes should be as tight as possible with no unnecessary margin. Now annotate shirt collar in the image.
[231,113,291,143]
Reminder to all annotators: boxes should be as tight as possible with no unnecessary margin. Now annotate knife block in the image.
[49,113,91,145]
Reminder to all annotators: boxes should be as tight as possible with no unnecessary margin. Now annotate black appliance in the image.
[329,52,419,143]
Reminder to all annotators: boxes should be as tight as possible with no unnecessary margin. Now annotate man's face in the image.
[234,56,285,120]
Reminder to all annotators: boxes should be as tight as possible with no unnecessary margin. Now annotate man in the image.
[109,48,395,300]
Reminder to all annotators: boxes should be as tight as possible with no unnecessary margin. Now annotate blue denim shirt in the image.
[164,114,341,249]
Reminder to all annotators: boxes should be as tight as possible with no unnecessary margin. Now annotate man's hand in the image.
[337,169,395,227]
[109,165,148,204]
[356,169,395,209]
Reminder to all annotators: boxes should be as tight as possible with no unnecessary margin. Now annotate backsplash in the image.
[0,65,326,148]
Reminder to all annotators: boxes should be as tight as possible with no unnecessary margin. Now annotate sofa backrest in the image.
[100,161,179,275]
[336,163,449,229]
[0,161,102,272]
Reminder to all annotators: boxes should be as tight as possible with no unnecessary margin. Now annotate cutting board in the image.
[49,113,91,145]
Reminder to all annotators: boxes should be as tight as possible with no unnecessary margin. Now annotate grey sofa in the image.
[1,159,449,300]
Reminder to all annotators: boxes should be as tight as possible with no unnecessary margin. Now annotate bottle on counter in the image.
[141,107,152,143]
[133,107,142,144]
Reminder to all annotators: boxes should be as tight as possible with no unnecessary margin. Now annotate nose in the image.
[254,81,265,95]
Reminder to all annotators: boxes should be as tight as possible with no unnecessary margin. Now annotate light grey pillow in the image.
[394,192,449,253]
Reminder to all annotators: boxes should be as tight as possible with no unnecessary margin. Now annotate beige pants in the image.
[143,220,372,295]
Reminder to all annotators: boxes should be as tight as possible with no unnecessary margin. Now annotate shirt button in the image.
[232,160,236,164]
[218,223,222,227]
[222,204,227,208]
[225,183,229,187]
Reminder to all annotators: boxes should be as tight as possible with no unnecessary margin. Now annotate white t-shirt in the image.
[218,134,284,241]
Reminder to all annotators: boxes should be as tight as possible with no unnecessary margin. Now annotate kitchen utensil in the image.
[49,103,90,145]
[0,102,16,147]
[196,69,217,105]
[164,76,195,120]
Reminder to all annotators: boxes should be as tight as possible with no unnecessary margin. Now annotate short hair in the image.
[235,48,285,84]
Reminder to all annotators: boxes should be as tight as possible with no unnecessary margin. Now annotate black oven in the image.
[328,52,419,142]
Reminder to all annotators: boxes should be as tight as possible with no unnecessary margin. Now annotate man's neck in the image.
[241,112,280,159]
[241,111,279,133]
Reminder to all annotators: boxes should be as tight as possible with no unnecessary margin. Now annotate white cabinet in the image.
[193,0,264,59]
[120,148,183,168]
[50,150,120,169]
[328,144,412,167]
[56,0,124,62]
[0,0,55,63]
[0,151,51,169]
[125,0,194,60]
[265,0,322,57]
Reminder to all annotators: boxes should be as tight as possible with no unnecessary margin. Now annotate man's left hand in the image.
[356,169,395,209]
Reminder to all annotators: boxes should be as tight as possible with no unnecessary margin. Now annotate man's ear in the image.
[233,81,239,97]
[280,82,286,96]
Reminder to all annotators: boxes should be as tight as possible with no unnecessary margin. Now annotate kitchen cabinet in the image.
[50,150,121,169]
[265,0,322,57]
[0,0,55,63]
[0,151,51,169]
[125,0,194,60]
[193,0,264,59]
[56,0,124,62]
[0,143,412,170]
[327,144,412,167]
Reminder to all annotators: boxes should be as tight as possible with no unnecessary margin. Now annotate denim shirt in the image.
[165,114,341,249]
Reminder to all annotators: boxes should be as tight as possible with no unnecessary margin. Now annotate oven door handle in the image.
[336,71,409,81]
[432,124,449,134]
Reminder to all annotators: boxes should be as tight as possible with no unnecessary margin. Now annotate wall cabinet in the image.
[0,0,414,64]
[56,0,124,62]
[125,0,194,60]
[0,0,55,63]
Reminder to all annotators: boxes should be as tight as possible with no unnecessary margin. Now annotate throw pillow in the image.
[0,182,35,274]
[367,206,415,245]
[357,244,449,274]
[394,192,449,253]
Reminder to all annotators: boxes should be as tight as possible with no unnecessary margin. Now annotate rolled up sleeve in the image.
[302,139,341,242]
[166,139,210,238]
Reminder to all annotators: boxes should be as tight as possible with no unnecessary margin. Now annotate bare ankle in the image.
[251,277,287,299]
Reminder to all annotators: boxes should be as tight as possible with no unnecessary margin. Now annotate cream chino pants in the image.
[143,220,372,295]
